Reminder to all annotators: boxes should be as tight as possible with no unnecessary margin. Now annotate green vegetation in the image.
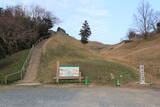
[0,50,29,84]
[38,35,137,85]
[58,59,137,85]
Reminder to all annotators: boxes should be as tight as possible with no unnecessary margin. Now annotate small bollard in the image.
[116,80,121,86]
[84,77,88,85]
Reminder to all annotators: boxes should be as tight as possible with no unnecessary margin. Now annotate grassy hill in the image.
[85,41,111,51]
[38,34,137,85]
[0,50,29,84]
[97,34,160,83]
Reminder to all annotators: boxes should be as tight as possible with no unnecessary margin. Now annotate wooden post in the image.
[56,61,60,83]
[79,72,82,82]
[21,70,23,80]
[5,75,8,84]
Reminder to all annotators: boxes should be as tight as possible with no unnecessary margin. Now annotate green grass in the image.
[0,50,29,84]
[62,58,137,85]
[38,35,138,86]
[39,52,137,86]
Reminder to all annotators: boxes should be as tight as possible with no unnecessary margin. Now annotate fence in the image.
[3,35,50,84]
[0,73,5,84]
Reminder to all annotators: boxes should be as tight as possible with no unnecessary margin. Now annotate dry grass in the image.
[97,34,160,83]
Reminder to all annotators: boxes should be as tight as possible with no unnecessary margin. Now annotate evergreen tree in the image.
[79,20,91,44]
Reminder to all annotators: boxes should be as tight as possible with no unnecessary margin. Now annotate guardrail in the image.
[4,35,50,84]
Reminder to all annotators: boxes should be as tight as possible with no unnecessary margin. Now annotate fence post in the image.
[5,75,8,84]
[0,74,3,85]
[21,70,23,80]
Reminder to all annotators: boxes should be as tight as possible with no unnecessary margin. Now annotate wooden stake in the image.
[5,76,8,84]
[56,61,60,83]
[79,72,82,82]
[21,70,23,80]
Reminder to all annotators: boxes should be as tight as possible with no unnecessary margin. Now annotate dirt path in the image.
[17,40,47,85]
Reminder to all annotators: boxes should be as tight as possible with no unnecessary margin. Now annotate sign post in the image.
[56,61,60,83]
[139,65,146,84]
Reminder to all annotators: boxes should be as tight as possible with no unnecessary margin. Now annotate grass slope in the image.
[38,34,137,85]
[0,50,29,84]
[99,34,160,83]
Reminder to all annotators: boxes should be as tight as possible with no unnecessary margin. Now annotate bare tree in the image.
[151,11,160,31]
[0,5,59,59]
[134,0,153,39]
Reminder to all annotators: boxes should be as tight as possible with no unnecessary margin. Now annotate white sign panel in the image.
[59,66,79,77]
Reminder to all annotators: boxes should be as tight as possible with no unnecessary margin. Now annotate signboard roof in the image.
[59,65,79,67]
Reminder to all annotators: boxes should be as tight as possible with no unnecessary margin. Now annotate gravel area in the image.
[0,88,160,107]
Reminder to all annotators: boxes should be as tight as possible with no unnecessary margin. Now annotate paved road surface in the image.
[0,88,160,107]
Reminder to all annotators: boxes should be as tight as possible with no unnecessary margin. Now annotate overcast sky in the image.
[0,0,160,44]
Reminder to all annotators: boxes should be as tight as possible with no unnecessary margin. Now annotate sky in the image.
[0,0,160,44]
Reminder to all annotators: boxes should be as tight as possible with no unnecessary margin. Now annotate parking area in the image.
[0,87,160,107]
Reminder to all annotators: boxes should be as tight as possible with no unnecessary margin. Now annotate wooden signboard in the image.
[55,61,82,83]
[59,66,80,77]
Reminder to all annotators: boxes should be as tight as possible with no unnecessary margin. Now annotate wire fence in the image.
[3,35,50,84]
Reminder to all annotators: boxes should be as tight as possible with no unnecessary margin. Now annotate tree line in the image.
[0,5,58,59]
[127,0,160,40]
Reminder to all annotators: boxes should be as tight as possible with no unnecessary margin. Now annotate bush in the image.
[127,30,137,40]
[157,22,160,33]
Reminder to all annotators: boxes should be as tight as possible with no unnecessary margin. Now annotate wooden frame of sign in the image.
[55,61,82,83]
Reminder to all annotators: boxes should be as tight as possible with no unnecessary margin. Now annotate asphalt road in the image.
[0,88,160,107]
